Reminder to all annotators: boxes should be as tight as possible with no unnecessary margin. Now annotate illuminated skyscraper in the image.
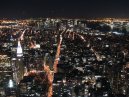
[17,41,23,57]
[13,40,24,84]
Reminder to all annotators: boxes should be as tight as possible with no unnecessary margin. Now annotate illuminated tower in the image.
[17,41,23,57]
[15,40,24,84]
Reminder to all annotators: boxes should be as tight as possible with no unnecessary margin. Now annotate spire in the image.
[17,41,23,57]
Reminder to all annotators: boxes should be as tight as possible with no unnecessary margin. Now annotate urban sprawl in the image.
[0,18,129,97]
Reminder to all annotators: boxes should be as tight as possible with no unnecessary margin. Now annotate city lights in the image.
[0,18,129,97]
[8,79,14,88]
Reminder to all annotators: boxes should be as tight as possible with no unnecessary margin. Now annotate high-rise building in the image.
[17,41,23,57]
[0,55,12,96]
[11,40,24,84]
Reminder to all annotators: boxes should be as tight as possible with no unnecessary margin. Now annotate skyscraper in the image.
[14,40,24,84]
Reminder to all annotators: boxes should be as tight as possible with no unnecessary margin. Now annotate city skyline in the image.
[0,0,129,19]
[0,17,129,97]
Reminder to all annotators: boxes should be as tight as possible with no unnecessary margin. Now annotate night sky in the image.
[0,0,129,19]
